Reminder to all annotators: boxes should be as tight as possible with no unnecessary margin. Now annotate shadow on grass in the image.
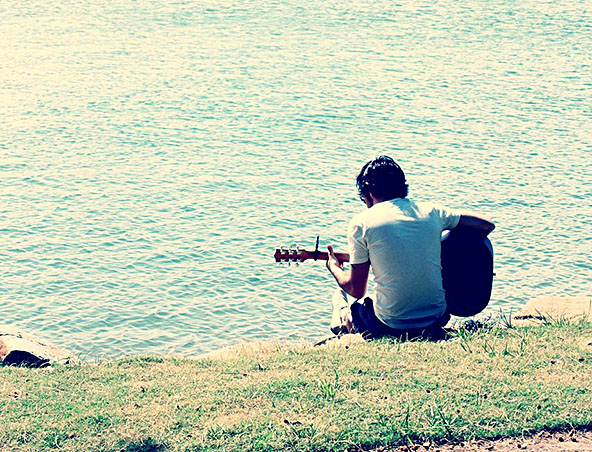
[114,437,166,452]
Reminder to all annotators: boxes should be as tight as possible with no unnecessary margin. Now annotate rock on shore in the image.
[0,326,78,367]
[512,295,592,326]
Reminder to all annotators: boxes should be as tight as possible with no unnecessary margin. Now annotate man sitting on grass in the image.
[326,155,495,340]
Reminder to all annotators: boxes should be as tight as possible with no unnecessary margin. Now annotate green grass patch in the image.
[1,322,591,451]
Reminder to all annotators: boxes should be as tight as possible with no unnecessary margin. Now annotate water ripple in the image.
[1,0,590,358]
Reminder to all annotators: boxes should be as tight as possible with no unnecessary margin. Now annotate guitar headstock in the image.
[274,247,307,263]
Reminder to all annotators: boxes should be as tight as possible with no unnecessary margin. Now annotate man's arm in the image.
[326,245,370,299]
[454,214,495,236]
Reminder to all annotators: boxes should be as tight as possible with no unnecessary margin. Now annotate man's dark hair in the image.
[356,155,408,202]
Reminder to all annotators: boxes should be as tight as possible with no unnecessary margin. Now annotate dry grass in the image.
[0,322,591,452]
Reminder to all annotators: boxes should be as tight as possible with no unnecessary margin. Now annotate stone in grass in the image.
[0,327,78,368]
[511,296,592,327]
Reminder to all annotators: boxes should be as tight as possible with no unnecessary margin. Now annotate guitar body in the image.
[441,231,494,317]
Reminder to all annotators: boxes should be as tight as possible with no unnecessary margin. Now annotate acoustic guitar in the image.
[274,233,494,317]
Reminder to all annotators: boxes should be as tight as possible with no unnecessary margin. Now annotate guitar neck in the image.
[300,250,350,262]
[274,247,350,263]
[303,251,349,262]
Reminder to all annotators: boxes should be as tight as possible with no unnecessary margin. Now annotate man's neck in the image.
[367,195,407,208]
[367,194,386,207]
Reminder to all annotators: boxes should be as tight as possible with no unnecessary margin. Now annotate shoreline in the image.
[2,295,590,367]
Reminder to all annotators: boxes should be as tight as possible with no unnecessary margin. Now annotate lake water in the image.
[1,0,590,358]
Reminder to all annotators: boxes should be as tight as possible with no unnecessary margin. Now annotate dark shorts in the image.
[350,297,450,341]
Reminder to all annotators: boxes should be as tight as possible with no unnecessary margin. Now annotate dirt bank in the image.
[387,430,592,452]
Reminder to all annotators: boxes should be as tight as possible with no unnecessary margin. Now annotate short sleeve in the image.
[347,218,369,264]
[434,204,461,231]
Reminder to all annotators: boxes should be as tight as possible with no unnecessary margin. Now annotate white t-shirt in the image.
[347,198,461,329]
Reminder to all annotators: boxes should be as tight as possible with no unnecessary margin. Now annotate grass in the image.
[0,321,591,452]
